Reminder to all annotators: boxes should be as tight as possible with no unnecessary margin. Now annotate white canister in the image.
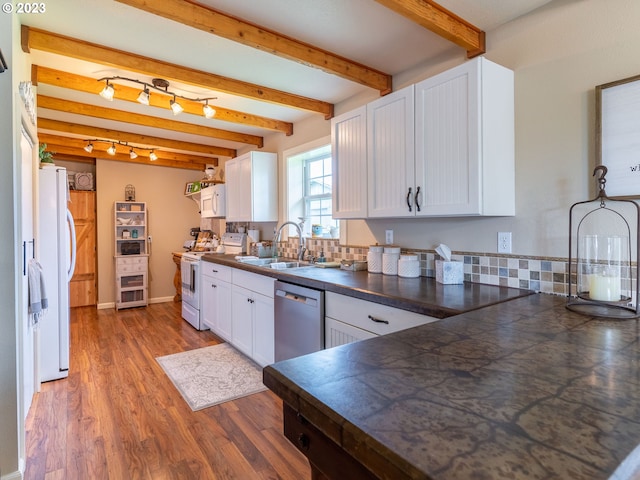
[398,254,420,278]
[248,229,260,243]
[367,245,384,273]
[382,246,401,275]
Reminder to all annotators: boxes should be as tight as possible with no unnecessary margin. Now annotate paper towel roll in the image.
[248,229,260,242]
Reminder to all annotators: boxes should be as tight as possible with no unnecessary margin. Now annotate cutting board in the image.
[314,262,341,268]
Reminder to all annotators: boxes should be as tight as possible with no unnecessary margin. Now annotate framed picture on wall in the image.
[596,73,640,198]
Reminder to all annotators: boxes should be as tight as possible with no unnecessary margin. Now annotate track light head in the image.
[84,143,94,153]
[107,143,117,155]
[170,96,184,115]
[203,102,216,119]
[129,148,138,159]
[149,150,158,161]
[137,88,150,105]
[99,82,115,101]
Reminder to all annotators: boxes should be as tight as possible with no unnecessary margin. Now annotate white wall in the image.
[263,0,640,259]
[96,160,202,305]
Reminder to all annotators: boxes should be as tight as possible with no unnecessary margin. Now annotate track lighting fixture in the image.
[99,80,115,101]
[170,95,184,115]
[202,101,216,119]
[83,139,158,161]
[98,76,216,118]
[136,87,150,106]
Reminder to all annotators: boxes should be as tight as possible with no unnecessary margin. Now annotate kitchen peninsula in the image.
[264,293,640,479]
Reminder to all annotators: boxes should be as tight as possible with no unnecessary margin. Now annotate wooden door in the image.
[69,191,97,306]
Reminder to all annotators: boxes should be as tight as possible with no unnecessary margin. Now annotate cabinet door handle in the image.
[297,433,310,451]
[415,186,421,212]
[212,284,217,288]
[406,187,413,212]
[247,298,254,303]
[368,314,389,324]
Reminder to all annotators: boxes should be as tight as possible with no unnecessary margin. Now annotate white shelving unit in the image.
[114,201,148,309]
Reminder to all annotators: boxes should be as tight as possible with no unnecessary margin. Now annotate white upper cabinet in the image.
[332,56,515,219]
[415,57,515,216]
[225,151,277,222]
[331,106,368,219]
[367,85,415,218]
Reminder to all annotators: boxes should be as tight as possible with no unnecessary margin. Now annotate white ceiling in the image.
[19,0,555,161]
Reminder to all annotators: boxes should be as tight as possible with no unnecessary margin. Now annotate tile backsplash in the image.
[280,238,571,295]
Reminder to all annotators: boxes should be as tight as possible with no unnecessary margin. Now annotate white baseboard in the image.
[97,297,174,310]
[149,296,174,304]
[2,469,24,480]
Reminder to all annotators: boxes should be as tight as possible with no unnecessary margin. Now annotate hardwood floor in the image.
[24,302,311,479]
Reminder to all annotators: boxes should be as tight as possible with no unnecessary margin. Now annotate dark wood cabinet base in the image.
[283,403,378,480]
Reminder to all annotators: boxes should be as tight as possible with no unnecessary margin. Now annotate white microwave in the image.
[200,184,226,218]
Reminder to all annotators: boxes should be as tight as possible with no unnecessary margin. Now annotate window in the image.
[285,137,338,238]
[303,147,336,232]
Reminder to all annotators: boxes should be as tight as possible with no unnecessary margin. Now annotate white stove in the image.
[181,250,210,330]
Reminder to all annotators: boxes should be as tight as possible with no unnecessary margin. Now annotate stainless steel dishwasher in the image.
[274,280,325,362]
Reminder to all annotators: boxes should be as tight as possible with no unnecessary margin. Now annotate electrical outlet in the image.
[497,232,511,254]
[385,229,394,244]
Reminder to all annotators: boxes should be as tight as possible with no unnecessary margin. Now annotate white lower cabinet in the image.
[201,263,233,341]
[201,262,275,366]
[325,291,439,348]
[230,269,275,367]
[201,278,232,341]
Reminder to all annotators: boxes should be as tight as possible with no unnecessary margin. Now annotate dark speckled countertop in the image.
[201,254,533,318]
[264,293,640,479]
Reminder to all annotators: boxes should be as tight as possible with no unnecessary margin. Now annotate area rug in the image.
[156,343,267,411]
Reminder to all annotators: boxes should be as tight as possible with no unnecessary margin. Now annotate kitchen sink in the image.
[237,257,311,269]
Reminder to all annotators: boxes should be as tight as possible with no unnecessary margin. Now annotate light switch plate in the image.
[385,229,393,244]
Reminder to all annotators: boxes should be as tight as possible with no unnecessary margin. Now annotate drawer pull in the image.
[297,433,310,451]
[368,315,389,324]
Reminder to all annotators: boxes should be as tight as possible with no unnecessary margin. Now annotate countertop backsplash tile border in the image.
[275,238,632,296]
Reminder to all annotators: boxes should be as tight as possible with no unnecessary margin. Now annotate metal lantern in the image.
[125,184,135,202]
[567,166,640,318]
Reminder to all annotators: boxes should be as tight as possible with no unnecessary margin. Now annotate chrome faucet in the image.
[274,221,306,261]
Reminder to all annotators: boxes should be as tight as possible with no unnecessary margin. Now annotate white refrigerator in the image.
[38,166,76,382]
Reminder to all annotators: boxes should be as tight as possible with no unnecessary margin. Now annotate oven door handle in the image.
[190,263,196,292]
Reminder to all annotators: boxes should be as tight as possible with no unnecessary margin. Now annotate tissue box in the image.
[435,260,464,284]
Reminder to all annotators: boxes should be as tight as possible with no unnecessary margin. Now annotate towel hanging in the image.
[28,258,48,327]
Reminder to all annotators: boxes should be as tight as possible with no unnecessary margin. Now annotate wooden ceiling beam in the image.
[37,95,264,148]
[22,25,334,118]
[37,118,235,159]
[115,0,392,95]
[373,0,485,58]
[41,135,210,170]
[33,65,293,136]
